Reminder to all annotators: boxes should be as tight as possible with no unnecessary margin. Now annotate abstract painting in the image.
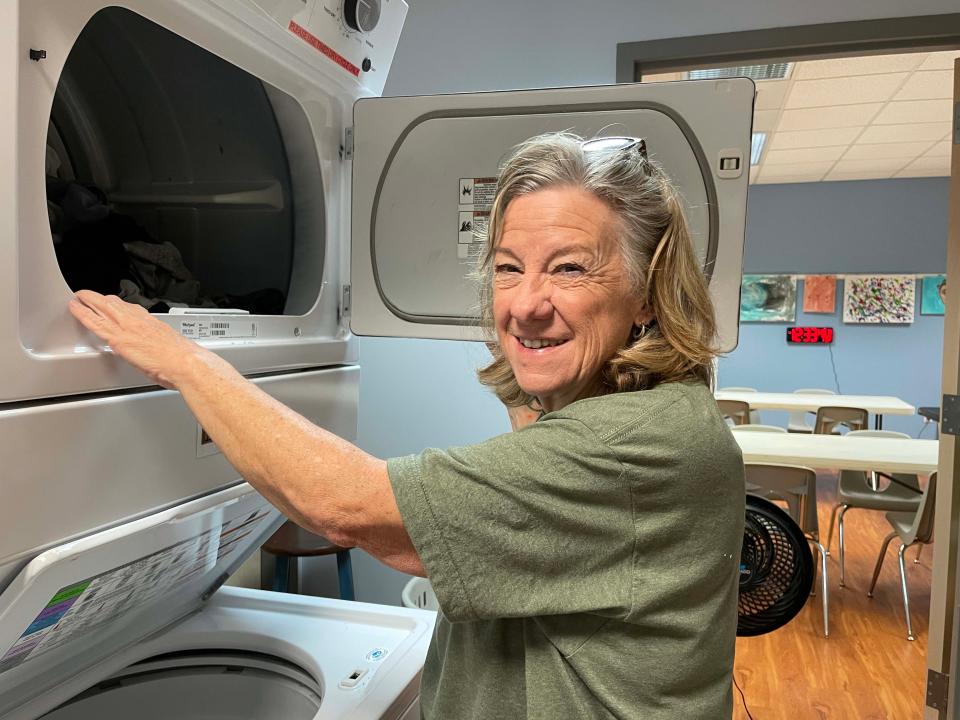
[842,275,915,324]
[921,275,947,315]
[803,275,837,314]
[740,275,797,322]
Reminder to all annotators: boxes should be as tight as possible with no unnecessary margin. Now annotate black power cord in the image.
[827,343,842,394]
[734,674,755,720]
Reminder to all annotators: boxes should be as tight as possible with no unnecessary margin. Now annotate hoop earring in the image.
[631,324,648,342]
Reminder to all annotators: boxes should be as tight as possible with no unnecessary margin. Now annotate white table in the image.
[732,431,938,475]
[714,391,915,429]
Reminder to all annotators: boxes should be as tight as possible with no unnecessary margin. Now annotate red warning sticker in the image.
[288,20,360,77]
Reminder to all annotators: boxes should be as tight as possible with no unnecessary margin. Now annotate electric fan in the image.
[737,495,814,636]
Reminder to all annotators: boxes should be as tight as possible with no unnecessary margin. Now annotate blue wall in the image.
[718,177,950,436]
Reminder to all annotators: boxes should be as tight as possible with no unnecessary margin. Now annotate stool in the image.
[262,521,355,601]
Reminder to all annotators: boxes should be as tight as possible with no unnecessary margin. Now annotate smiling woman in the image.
[478,132,719,410]
[69,130,745,720]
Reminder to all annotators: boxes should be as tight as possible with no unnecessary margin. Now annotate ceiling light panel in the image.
[893,70,955,100]
[785,74,908,108]
[795,53,923,80]
[750,133,767,165]
[688,63,792,81]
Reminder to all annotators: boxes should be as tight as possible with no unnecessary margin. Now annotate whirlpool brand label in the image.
[180,320,258,340]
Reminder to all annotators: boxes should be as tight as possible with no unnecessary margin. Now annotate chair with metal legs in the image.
[867,473,937,641]
[825,430,922,587]
[745,463,830,637]
[717,399,751,426]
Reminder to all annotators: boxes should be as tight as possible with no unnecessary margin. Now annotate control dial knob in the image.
[343,0,381,33]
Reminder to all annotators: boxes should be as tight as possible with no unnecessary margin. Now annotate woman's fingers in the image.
[68,296,114,337]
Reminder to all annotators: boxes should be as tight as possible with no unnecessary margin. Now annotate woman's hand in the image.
[69,290,208,390]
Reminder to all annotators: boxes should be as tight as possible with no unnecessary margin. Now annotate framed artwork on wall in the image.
[803,275,837,314]
[921,275,947,315]
[740,275,797,323]
[842,275,915,324]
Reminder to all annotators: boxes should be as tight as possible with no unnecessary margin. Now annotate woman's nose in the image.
[511,275,554,322]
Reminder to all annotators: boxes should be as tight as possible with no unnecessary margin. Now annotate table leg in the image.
[874,414,883,430]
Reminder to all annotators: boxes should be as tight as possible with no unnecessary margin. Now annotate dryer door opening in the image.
[42,651,323,720]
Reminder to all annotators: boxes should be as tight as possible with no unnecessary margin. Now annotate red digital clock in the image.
[786,327,834,344]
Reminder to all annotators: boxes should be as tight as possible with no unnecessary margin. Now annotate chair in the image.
[262,521,356,601]
[918,406,941,439]
[867,473,937,641]
[719,387,762,424]
[788,388,836,434]
[731,424,788,433]
[717,399,751,426]
[824,430,922,587]
[813,406,868,435]
[744,463,830,637]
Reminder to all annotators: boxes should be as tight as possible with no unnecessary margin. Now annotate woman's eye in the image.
[494,263,521,274]
[554,263,585,276]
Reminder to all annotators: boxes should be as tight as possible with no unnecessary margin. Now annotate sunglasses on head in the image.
[580,136,647,160]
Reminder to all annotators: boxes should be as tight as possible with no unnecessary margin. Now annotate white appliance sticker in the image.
[457,177,495,262]
[180,320,258,340]
[0,509,271,675]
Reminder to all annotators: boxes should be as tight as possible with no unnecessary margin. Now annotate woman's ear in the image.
[634,304,655,328]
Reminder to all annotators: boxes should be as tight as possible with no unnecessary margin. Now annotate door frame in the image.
[615,16,960,720]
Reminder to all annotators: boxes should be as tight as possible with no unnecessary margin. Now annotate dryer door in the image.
[351,80,753,351]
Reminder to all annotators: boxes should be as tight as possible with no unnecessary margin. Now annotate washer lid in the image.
[0,484,282,718]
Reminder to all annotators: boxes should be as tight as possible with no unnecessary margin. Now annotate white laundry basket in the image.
[401,577,439,611]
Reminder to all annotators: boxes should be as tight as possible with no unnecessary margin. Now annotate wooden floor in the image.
[734,470,932,720]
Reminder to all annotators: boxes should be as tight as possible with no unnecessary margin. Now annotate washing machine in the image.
[0,485,435,719]
[0,0,755,717]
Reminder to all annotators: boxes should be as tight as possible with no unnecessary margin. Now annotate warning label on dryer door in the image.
[459,177,497,209]
[457,177,496,262]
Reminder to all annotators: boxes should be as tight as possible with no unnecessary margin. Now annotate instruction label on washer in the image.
[0,508,272,675]
[457,177,496,262]
[459,177,497,210]
[180,320,258,340]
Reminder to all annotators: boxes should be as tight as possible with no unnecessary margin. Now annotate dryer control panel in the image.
[250,0,407,94]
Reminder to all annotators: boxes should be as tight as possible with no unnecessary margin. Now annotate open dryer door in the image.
[350,80,753,351]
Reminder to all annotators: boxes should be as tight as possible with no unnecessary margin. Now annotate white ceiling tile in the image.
[893,70,954,101]
[843,141,934,160]
[924,141,953,158]
[857,122,952,143]
[768,127,863,149]
[831,157,910,173]
[777,104,882,131]
[785,74,908,108]
[794,53,923,80]
[901,155,952,172]
[824,169,898,181]
[895,166,951,178]
[755,174,825,185]
[752,109,780,133]
[749,166,760,184]
[872,99,953,124]
[918,50,960,71]
[764,146,847,164]
[760,160,836,175]
[755,81,789,111]
[642,71,684,83]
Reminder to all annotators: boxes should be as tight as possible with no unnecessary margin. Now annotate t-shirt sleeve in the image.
[387,417,634,623]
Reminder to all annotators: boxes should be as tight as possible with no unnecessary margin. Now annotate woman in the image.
[70,132,744,719]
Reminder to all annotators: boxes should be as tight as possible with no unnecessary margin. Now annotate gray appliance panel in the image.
[351,80,753,350]
[0,366,359,589]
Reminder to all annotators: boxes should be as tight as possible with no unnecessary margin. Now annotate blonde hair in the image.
[476,132,718,407]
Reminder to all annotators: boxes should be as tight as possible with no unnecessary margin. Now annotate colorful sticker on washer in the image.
[0,508,272,675]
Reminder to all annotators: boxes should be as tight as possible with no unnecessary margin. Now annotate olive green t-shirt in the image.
[387,381,745,719]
